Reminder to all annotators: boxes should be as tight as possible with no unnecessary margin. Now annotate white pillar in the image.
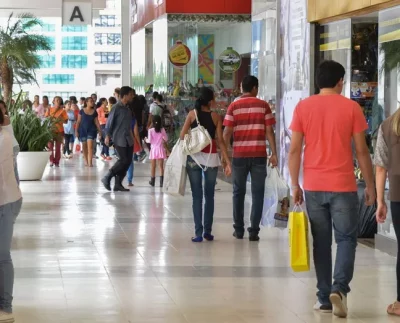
[121,0,131,86]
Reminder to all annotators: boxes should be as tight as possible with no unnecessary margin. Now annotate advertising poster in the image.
[168,41,191,67]
[279,0,310,183]
[218,47,242,73]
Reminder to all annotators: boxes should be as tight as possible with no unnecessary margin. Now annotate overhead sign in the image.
[62,2,92,26]
[169,41,191,67]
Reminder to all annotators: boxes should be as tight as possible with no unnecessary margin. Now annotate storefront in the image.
[308,0,400,253]
[130,0,252,148]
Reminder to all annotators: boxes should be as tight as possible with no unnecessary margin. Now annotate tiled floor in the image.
[12,155,399,322]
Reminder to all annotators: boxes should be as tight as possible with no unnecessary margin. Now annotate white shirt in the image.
[150,103,162,116]
[2,124,19,148]
[0,128,22,206]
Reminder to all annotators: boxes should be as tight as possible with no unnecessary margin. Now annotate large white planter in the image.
[18,151,50,181]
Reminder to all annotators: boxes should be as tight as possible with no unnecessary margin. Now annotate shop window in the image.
[61,55,88,69]
[39,55,56,68]
[95,15,120,27]
[62,36,88,50]
[42,74,75,84]
[62,25,88,32]
[94,52,121,64]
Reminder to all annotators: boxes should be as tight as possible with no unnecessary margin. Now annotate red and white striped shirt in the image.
[223,95,275,158]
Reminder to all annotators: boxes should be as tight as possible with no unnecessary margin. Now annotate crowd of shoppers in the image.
[6,60,400,321]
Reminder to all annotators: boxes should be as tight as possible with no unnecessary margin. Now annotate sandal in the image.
[387,302,400,316]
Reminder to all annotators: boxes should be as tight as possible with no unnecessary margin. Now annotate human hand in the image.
[269,154,278,168]
[75,132,79,139]
[364,186,376,206]
[292,186,304,205]
[223,161,232,177]
[376,202,387,224]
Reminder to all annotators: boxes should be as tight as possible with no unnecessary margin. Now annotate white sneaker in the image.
[0,311,14,323]
[330,292,348,318]
[313,300,333,313]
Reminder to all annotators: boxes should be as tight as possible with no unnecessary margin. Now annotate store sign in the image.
[218,47,242,73]
[62,2,92,26]
[169,41,191,67]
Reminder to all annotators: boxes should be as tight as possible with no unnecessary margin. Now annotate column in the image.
[121,0,131,86]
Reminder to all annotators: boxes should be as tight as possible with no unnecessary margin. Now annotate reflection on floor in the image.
[13,156,397,322]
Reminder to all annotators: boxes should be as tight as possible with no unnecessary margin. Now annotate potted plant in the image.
[8,97,56,180]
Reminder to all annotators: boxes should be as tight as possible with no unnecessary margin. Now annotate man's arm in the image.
[223,126,233,150]
[288,131,304,204]
[353,132,376,205]
[105,108,116,137]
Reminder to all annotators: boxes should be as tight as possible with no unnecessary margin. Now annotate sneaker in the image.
[249,235,260,242]
[0,311,15,322]
[313,301,333,313]
[203,233,214,241]
[330,291,348,318]
[128,182,134,187]
[233,231,244,239]
[191,236,203,243]
[49,163,54,167]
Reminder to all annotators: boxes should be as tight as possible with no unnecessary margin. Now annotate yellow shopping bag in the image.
[288,206,310,272]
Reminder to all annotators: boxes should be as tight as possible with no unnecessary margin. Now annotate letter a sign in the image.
[62,1,92,26]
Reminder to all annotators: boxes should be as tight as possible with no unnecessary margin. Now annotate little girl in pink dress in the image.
[146,115,168,187]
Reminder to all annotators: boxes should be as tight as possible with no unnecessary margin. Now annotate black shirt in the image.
[130,96,143,127]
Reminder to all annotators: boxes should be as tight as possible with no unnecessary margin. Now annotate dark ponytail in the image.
[153,115,162,133]
[195,87,214,112]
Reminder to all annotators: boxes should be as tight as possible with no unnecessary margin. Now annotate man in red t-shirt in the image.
[223,75,277,241]
[288,60,375,318]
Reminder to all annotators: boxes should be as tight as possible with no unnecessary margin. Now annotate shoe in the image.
[203,233,214,241]
[0,311,14,322]
[330,291,348,318]
[106,156,112,161]
[114,176,130,192]
[55,163,60,168]
[149,177,155,187]
[249,234,260,242]
[160,176,164,188]
[49,163,54,167]
[128,182,134,187]
[101,170,113,191]
[191,236,203,242]
[313,301,333,313]
[233,231,244,239]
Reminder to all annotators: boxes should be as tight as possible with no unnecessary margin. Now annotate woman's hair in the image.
[85,97,93,108]
[99,98,107,106]
[393,109,400,136]
[153,115,162,133]
[195,87,214,111]
[108,96,117,105]
[22,99,33,109]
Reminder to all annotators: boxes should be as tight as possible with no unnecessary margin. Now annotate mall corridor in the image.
[12,157,397,323]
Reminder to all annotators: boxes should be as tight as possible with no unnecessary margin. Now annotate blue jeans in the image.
[232,157,267,235]
[305,191,359,305]
[0,198,22,313]
[186,156,218,237]
[127,158,134,183]
[100,125,110,157]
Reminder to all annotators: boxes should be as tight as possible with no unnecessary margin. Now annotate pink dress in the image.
[146,128,168,160]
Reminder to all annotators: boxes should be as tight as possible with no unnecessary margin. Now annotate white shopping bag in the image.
[261,167,290,229]
[163,140,188,196]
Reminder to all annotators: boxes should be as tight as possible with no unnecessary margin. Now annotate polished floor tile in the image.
[9,156,399,322]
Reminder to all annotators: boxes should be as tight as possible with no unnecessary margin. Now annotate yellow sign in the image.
[169,42,191,66]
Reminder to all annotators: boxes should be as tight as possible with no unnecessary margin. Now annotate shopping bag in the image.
[74,138,81,153]
[261,167,290,229]
[163,140,187,196]
[288,206,310,272]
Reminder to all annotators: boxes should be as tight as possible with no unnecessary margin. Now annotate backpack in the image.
[159,104,173,129]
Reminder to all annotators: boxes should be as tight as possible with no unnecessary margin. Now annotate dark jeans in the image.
[100,125,109,157]
[305,191,359,306]
[110,145,133,179]
[391,202,400,302]
[232,157,267,235]
[186,156,218,237]
[63,134,73,155]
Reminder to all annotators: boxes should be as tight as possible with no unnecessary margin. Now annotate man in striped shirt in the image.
[223,75,278,241]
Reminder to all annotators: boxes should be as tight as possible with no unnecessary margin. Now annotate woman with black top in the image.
[180,87,232,242]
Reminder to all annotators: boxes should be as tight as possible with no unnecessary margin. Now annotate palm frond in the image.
[380,40,400,75]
